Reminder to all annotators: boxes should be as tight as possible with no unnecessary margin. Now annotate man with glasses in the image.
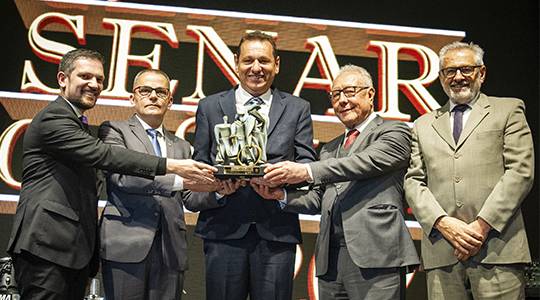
[253,65,419,299]
[98,69,222,299]
[405,42,534,299]
[7,50,217,299]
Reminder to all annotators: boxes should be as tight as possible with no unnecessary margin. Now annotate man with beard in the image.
[404,42,534,299]
[7,49,216,299]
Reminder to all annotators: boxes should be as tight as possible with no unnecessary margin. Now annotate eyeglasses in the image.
[134,86,170,99]
[439,65,483,78]
[329,86,370,101]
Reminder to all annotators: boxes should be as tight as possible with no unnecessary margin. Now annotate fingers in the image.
[194,161,218,173]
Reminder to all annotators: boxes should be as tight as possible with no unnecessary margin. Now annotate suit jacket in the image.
[185,87,316,244]
[7,97,166,272]
[404,93,534,270]
[284,116,419,276]
[98,115,192,271]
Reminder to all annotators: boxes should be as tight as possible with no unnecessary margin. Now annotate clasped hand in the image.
[435,216,491,261]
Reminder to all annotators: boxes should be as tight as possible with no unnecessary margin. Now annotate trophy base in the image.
[215,164,265,179]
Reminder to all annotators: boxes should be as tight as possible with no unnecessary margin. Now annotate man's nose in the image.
[252,60,262,72]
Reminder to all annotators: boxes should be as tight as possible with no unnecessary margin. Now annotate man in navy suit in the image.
[187,31,317,300]
[7,49,216,299]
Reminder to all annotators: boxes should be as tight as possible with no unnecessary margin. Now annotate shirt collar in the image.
[449,93,479,111]
[345,111,377,135]
[135,114,164,136]
[61,97,83,118]
[236,85,272,105]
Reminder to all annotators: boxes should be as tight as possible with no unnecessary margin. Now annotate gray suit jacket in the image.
[98,115,192,271]
[285,116,419,276]
[186,87,317,243]
[404,94,534,270]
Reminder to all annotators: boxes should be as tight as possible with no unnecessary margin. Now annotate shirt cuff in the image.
[215,192,226,205]
[172,175,183,191]
[306,164,314,183]
[278,189,287,209]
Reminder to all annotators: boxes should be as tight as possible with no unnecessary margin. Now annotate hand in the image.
[435,216,483,257]
[263,161,310,186]
[454,218,492,261]
[216,179,243,196]
[183,179,221,192]
[250,176,281,188]
[167,159,217,184]
[250,180,285,200]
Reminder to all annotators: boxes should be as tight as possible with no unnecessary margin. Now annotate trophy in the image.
[214,104,268,179]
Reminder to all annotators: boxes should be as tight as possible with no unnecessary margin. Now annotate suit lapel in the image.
[267,88,286,136]
[128,115,156,155]
[346,115,382,155]
[218,89,237,125]
[163,130,176,159]
[457,94,490,148]
[431,102,455,149]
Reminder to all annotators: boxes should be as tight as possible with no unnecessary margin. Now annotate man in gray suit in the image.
[98,69,220,299]
[254,65,419,299]
[404,42,534,299]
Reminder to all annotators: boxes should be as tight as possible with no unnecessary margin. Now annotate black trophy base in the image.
[215,164,265,179]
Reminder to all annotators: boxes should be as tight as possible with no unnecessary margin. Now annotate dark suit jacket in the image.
[186,87,316,244]
[7,97,166,272]
[98,115,191,271]
[285,116,420,276]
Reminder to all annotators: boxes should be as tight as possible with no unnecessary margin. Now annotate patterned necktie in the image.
[146,129,162,157]
[343,129,360,150]
[244,97,264,106]
[452,104,469,143]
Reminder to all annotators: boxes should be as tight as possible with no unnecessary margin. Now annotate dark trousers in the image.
[13,250,91,300]
[318,246,405,300]
[203,225,296,300]
[102,233,184,300]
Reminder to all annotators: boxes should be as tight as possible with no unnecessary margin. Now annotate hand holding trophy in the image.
[214,103,268,179]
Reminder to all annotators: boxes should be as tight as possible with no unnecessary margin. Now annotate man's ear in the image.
[234,54,239,74]
[275,56,280,75]
[57,71,67,90]
[129,93,136,106]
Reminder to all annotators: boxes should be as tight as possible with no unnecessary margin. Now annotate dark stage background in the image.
[0,0,538,299]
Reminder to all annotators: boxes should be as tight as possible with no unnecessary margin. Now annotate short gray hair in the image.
[335,64,373,87]
[133,69,171,89]
[439,41,484,67]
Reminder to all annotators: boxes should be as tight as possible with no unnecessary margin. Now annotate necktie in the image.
[452,104,469,143]
[244,97,264,106]
[146,129,162,157]
[343,129,360,150]
[79,115,89,130]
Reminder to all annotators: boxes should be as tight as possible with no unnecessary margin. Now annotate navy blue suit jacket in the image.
[186,87,316,244]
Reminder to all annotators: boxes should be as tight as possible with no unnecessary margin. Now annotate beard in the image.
[444,80,482,104]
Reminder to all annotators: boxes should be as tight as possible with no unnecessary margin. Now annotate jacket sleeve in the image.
[98,121,176,197]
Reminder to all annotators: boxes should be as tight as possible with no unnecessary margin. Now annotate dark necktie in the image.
[244,97,264,106]
[343,129,360,150]
[452,104,469,143]
[79,115,89,130]
[146,129,162,157]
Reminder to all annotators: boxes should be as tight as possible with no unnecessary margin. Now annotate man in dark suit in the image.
[7,49,216,299]
[187,31,317,300]
[255,65,419,299]
[98,69,218,299]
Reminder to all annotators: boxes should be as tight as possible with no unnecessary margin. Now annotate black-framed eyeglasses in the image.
[329,86,370,101]
[134,86,170,99]
[439,65,483,78]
